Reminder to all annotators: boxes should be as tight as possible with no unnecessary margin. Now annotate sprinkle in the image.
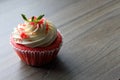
[38,18,44,24]
[31,16,37,22]
[20,32,29,39]
[30,22,35,26]
[37,14,44,21]
[21,14,29,22]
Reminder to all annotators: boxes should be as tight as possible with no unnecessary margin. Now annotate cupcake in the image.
[10,14,62,66]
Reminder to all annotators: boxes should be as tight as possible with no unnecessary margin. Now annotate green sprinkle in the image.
[31,16,34,22]
[37,14,44,21]
[21,14,28,22]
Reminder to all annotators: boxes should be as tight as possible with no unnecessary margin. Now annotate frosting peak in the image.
[12,14,57,48]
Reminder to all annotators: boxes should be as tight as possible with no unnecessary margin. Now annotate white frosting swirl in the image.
[12,18,57,48]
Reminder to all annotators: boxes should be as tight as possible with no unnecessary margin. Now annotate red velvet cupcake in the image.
[10,14,62,66]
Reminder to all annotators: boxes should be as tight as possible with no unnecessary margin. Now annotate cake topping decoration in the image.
[21,14,44,23]
[12,14,57,47]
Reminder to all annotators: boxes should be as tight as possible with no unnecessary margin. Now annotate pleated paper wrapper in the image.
[10,31,62,66]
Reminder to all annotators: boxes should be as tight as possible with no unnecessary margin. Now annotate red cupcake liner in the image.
[10,31,62,66]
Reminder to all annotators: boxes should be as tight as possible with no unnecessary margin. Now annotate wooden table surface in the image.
[1,0,120,80]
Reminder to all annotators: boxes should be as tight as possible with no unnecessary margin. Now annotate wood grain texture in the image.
[0,0,120,80]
